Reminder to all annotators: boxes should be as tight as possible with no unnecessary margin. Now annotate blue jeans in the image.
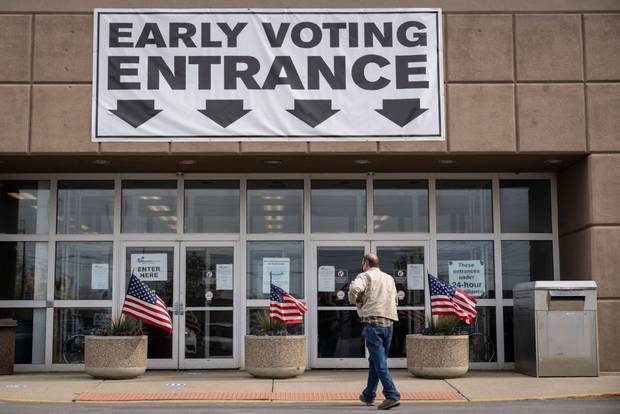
[362,323,401,401]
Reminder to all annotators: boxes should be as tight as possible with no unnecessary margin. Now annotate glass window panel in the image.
[501,240,554,298]
[247,180,303,234]
[436,180,492,233]
[389,310,426,358]
[122,180,177,233]
[246,241,304,300]
[0,308,46,364]
[0,180,49,234]
[0,241,47,300]
[500,180,552,233]
[55,242,113,300]
[462,307,497,363]
[126,247,174,309]
[317,310,364,358]
[317,246,365,306]
[437,240,495,299]
[57,181,114,234]
[247,308,303,336]
[312,180,366,233]
[186,247,234,307]
[185,310,233,359]
[376,246,425,306]
[53,308,111,364]
[373,180,428,232]
[503,306,515,363]
[185,180,239,233]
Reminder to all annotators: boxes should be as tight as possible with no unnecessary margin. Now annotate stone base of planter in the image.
[406,334,469,379]
[85,336,147,380]
[245,335,306,379]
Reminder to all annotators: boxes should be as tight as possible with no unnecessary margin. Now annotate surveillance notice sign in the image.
[92,9,444,142]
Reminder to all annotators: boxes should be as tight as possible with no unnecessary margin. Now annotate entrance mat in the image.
[75,391,464,402]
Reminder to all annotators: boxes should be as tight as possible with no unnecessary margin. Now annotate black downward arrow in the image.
[287,99,339,128]
[375,99,428,127]
[198,100,251,128]
[110,100,162,128]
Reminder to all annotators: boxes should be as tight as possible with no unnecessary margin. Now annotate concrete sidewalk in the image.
[0,370,619,403]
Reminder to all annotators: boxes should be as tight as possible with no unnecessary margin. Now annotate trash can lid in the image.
[0,319,17,327]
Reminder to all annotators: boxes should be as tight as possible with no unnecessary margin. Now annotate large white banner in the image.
[92,8,444,142]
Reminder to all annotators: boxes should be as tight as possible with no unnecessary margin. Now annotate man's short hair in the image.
[364,253,379,268]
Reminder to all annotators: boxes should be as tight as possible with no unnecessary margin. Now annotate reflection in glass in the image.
[376,246,425,306]
[186,247,233,307]
[374,180,428,232]
[436,180,492,233]
[0,308,46,364]
[437,241,495,299]
[0,180,49,234]
[246,241,304,300]
[389,310,426,358]
[312,180,366,233]
[500,180,552,233]
[503,307,514,363]
[317,310,364,358]
[247,308,303,335]
[57,181,114,234]
[501,240,554,298]
[317,246,364,306]
[185,181,239,233]
[247,180,303,233]
[185,310,233,359]
[462,307,497,362]
[0,241,47,300]
[53,308,111,364]
[55,242,113,300]
[122,180,177,233]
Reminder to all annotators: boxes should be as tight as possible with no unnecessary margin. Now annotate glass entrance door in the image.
[311,241,428,368]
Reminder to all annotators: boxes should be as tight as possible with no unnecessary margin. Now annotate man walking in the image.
[349,253,400,410]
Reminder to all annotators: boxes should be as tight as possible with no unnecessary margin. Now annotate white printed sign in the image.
[131,253,168,281]
[91,263,109,290]
[262,257,290,293]
[215,263,233,290]
[406,263,424,290]
[448,260,485,298]
[92,8,444,141]
[318,265,336,292]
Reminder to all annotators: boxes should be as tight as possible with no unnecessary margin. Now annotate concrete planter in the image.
[406,334,469,379]
[245,335,307,379]
[84,336,147,379]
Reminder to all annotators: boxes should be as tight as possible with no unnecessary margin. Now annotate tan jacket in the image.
[348,267,399,322]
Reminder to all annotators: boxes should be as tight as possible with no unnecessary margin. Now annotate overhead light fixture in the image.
[140,196,161,200]
[7,192,36,200]
[179,160,196,165]
[263,160,282,165]
[264,205,284,211]
[92,159,110,165]
[544,159,562,165]
[265,215,284,221]
[354,159,370,165]
[148,205,171,212]
[437,159,456,165]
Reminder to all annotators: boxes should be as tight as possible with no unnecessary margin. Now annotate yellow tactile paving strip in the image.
[74,390,464,402]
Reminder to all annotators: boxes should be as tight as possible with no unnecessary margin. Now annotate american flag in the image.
[429,273,477,324]
[122,273,173,334]
[269,284,307,325]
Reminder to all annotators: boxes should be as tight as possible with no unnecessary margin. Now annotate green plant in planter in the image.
[96,314,143,336]
[254,310,289,336]
[420,316,466,336]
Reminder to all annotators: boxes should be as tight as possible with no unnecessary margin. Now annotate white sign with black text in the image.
[448,260,485,298]
[92,8,444,141]
[131,253,168,281]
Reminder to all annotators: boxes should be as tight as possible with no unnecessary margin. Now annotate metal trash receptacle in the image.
[0,319,17,375]
[513,281,599,377]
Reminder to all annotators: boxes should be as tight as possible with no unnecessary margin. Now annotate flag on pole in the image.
[122,273,173,334]
[428,273,477,324]
[269,283,307,325]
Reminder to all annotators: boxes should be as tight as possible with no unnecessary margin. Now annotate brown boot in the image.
[377,399,400,410]
[359,394,374,406]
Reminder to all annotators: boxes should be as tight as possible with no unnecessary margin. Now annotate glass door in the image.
[370,241,428,368]
[121,242,179,369]
[179,242,238,369]
[311,241,370,368]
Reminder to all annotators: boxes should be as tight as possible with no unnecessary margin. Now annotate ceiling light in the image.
[544,159,562,164]
[158,215,177,222]
[92,159,110,165]
[354,159,370,165]
[140,196,161,200]
[179,160,196,165]
[148,205,171,212]
[265,215,284,221]
[263,160,282,165]
[264,205,284,211]
[438,159,456,165]
[7,192,36,200]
